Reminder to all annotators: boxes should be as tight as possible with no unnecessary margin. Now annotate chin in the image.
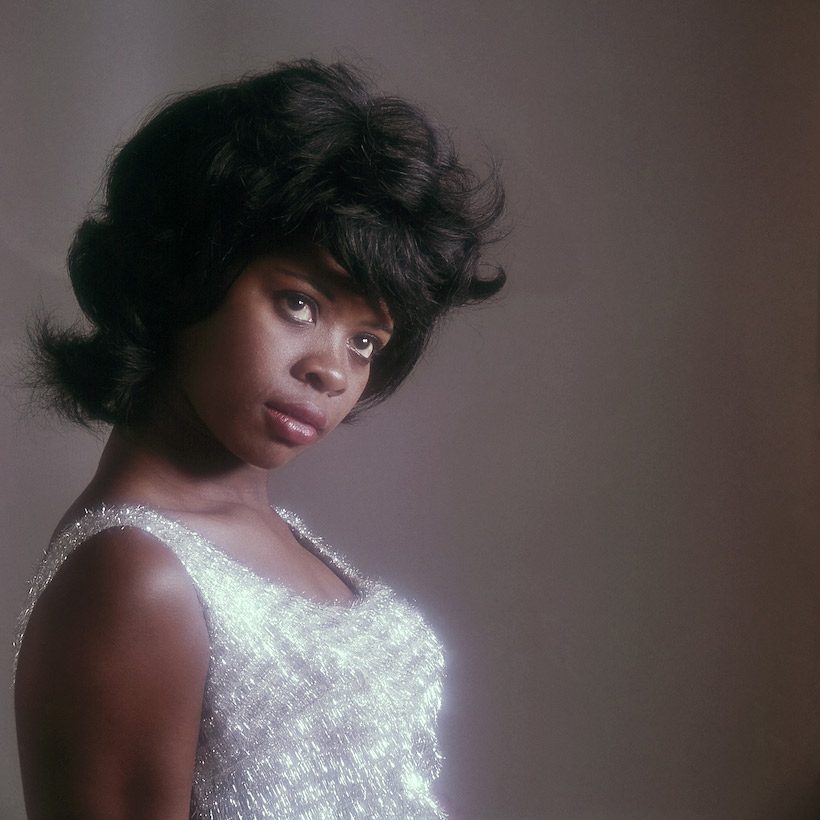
[242,442,308,471]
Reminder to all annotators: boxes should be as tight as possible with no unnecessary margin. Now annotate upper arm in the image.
[15,527,210,820]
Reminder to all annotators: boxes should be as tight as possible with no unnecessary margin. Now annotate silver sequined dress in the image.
[13,505,446,819]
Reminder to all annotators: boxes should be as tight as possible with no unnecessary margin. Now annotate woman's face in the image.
[168,241,393,470]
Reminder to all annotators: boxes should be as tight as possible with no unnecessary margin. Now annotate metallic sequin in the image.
[14,505,446,818]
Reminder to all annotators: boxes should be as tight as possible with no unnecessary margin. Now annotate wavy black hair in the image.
[33,59,505,426]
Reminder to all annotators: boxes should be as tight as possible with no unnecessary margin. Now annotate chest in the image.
[176,512,357,604]
[194,574,445,763]
[206,575,437,688]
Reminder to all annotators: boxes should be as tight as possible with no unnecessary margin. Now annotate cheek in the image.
[174,322,260,414]
[330,372,371,424]
[352,369,373,404]
[205,315,281,385]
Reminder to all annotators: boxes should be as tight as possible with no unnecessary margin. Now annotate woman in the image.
[13,60,504,819]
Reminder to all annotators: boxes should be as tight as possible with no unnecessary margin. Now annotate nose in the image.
[291,350,347,397]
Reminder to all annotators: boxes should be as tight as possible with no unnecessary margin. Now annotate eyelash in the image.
[277,292,385,362]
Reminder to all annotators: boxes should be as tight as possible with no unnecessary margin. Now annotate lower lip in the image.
[265,407,320,446]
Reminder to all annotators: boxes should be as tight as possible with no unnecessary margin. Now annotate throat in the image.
[85,426,271,517]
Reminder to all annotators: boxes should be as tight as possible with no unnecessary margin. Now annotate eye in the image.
[279,292,316,324]
[348,333,381,361]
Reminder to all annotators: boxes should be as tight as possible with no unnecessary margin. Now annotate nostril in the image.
[293,353,347,396]
[304,368,346,397]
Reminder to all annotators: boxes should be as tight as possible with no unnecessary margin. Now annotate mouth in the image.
[264,401,328,446]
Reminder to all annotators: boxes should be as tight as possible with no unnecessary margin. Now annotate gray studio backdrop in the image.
[2,2,820,818]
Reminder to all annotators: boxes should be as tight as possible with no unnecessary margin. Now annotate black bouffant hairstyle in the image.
[34,59,505,426]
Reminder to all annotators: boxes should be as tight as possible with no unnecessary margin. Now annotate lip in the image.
[264,401,328,446]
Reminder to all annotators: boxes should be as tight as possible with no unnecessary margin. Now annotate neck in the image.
[85,405,272,516]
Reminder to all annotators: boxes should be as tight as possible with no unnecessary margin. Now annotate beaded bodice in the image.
[14,505,446,819]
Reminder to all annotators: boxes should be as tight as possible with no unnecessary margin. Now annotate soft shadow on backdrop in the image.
[2,3,820,818]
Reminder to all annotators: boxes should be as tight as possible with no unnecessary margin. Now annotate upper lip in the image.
[266,400,328,432]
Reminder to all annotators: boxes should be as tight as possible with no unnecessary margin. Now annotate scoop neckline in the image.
[65,503,367,611]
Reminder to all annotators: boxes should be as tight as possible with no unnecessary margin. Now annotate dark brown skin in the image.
[15,529,210,820]
[15,241,393,818]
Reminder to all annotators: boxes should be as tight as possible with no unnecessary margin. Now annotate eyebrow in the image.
[276,267,394,335]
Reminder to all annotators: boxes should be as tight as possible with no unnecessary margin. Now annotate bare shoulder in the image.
[19,525,208,666]
[15,526,209,819]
